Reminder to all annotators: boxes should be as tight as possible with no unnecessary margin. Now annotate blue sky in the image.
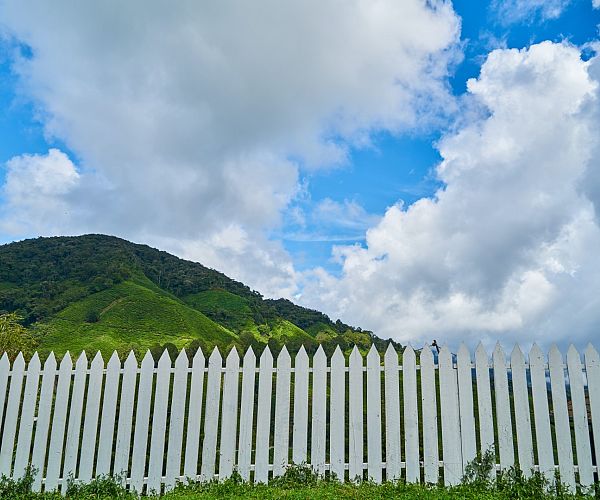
[1,1,600,346]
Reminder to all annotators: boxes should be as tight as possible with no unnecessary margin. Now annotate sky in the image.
[1,0,600,349]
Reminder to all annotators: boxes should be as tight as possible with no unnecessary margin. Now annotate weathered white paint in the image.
[493,344,514,470]
[292,346,309,465]
[273,347,291,477]
[420,345,440,484]
[218,348,240,480]
[311,346,327,475]
[254,347,274,483]
[384,344,401,481]
[510,345,534,476]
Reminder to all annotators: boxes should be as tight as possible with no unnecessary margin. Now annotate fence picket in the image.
[0,354,9,448]
[421,345,438,483]
[292,346,309,464]
[475,343,494,461]
[273,347,291,477]
[549,345,575,490]
[219,348,240,480]
[200,347,223,482]
[31,353,56,491]
[147,350,172,494]
[510,345,534,476]
[165,350,189,489]
[78,352,104,482]
[349,346,364,482]
[0,353,25,476]
[405,345,420,483]
[184,348,205,479]
[566,345,593,487]
[113,351,137,479]
[457,343,476,470]
[96,352,121,476]
[311,346,327,475]
[384,344,401,481]
[493,344,514,470]
[130,350,154,493]
[585,344,600,482]
[45,352,73,492]
[255,347,274,483]
[530,344,554,481]
[366,345,382,483]
[329,346,346,481]
[236,348,256,481]
[13,353,41,479]
[439,345,462,485]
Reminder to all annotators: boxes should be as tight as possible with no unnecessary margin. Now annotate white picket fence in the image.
[0,342,599,494]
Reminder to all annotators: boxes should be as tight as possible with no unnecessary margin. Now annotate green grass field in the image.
[38,276,237,356]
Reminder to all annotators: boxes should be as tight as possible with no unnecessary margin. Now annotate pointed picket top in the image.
[492,342,506,364]
[0,352,8,369]
[226,346,239,365]
[259,345,273,366]
[585,343,600,364]
[141,349,154,368]
[193,346,205,365]
[158,348,172,368]
[549,344,563,367]
[350,344,362,364]
[475,341,488,364]
[296,344,308,361]
[567,344,581,366]
[385,343,399,363]
[529,343,545,365]
[367,343,380,363]
[420,343,433,363]
[28,351,41,371]
[457,343,470,363]
[75,351,88,369]
[208,346,222,365]
[43,351,57,370]
[314,344,326,364]
[331,345,346,366]
[60,351,73,368]
[243,345,255,363]
[511,343,525,363]
[91,351,104,368]
[175,348,189,368]
[12,351,25,370]
[277,345,291,366]
[124,350,137,368]
[404,343,416,363]
[107,351,120,368]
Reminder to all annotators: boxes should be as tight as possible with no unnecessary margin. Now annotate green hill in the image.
[0,234,399,356]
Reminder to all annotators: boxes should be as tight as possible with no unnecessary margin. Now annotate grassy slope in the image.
[40,275,236,355]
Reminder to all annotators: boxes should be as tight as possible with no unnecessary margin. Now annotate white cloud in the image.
[301,42,600,348]
[492,0,572,24]
[594,0,600,9]
[0,149,80,234]
[0,0,461,297]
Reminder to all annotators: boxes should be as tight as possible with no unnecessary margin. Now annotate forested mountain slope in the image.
[0,235,398,356]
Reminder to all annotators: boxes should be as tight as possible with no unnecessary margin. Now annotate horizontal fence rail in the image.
[0,343,599,494]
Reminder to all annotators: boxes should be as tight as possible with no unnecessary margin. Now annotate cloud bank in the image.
[301,42,600,347]
[0,0,460,297]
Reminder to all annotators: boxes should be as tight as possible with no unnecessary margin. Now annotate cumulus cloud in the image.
[0,149,80,234]
[301,42,600,348]
[0,0,460,296]
[492,0,572,25]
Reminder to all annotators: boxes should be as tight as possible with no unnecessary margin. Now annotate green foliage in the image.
[0,235,394,357]
[0,313,36,360]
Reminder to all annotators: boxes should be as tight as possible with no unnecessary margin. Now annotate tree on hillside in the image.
[0,313,37,360]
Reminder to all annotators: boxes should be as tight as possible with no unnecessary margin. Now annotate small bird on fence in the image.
[431,339,440,353]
